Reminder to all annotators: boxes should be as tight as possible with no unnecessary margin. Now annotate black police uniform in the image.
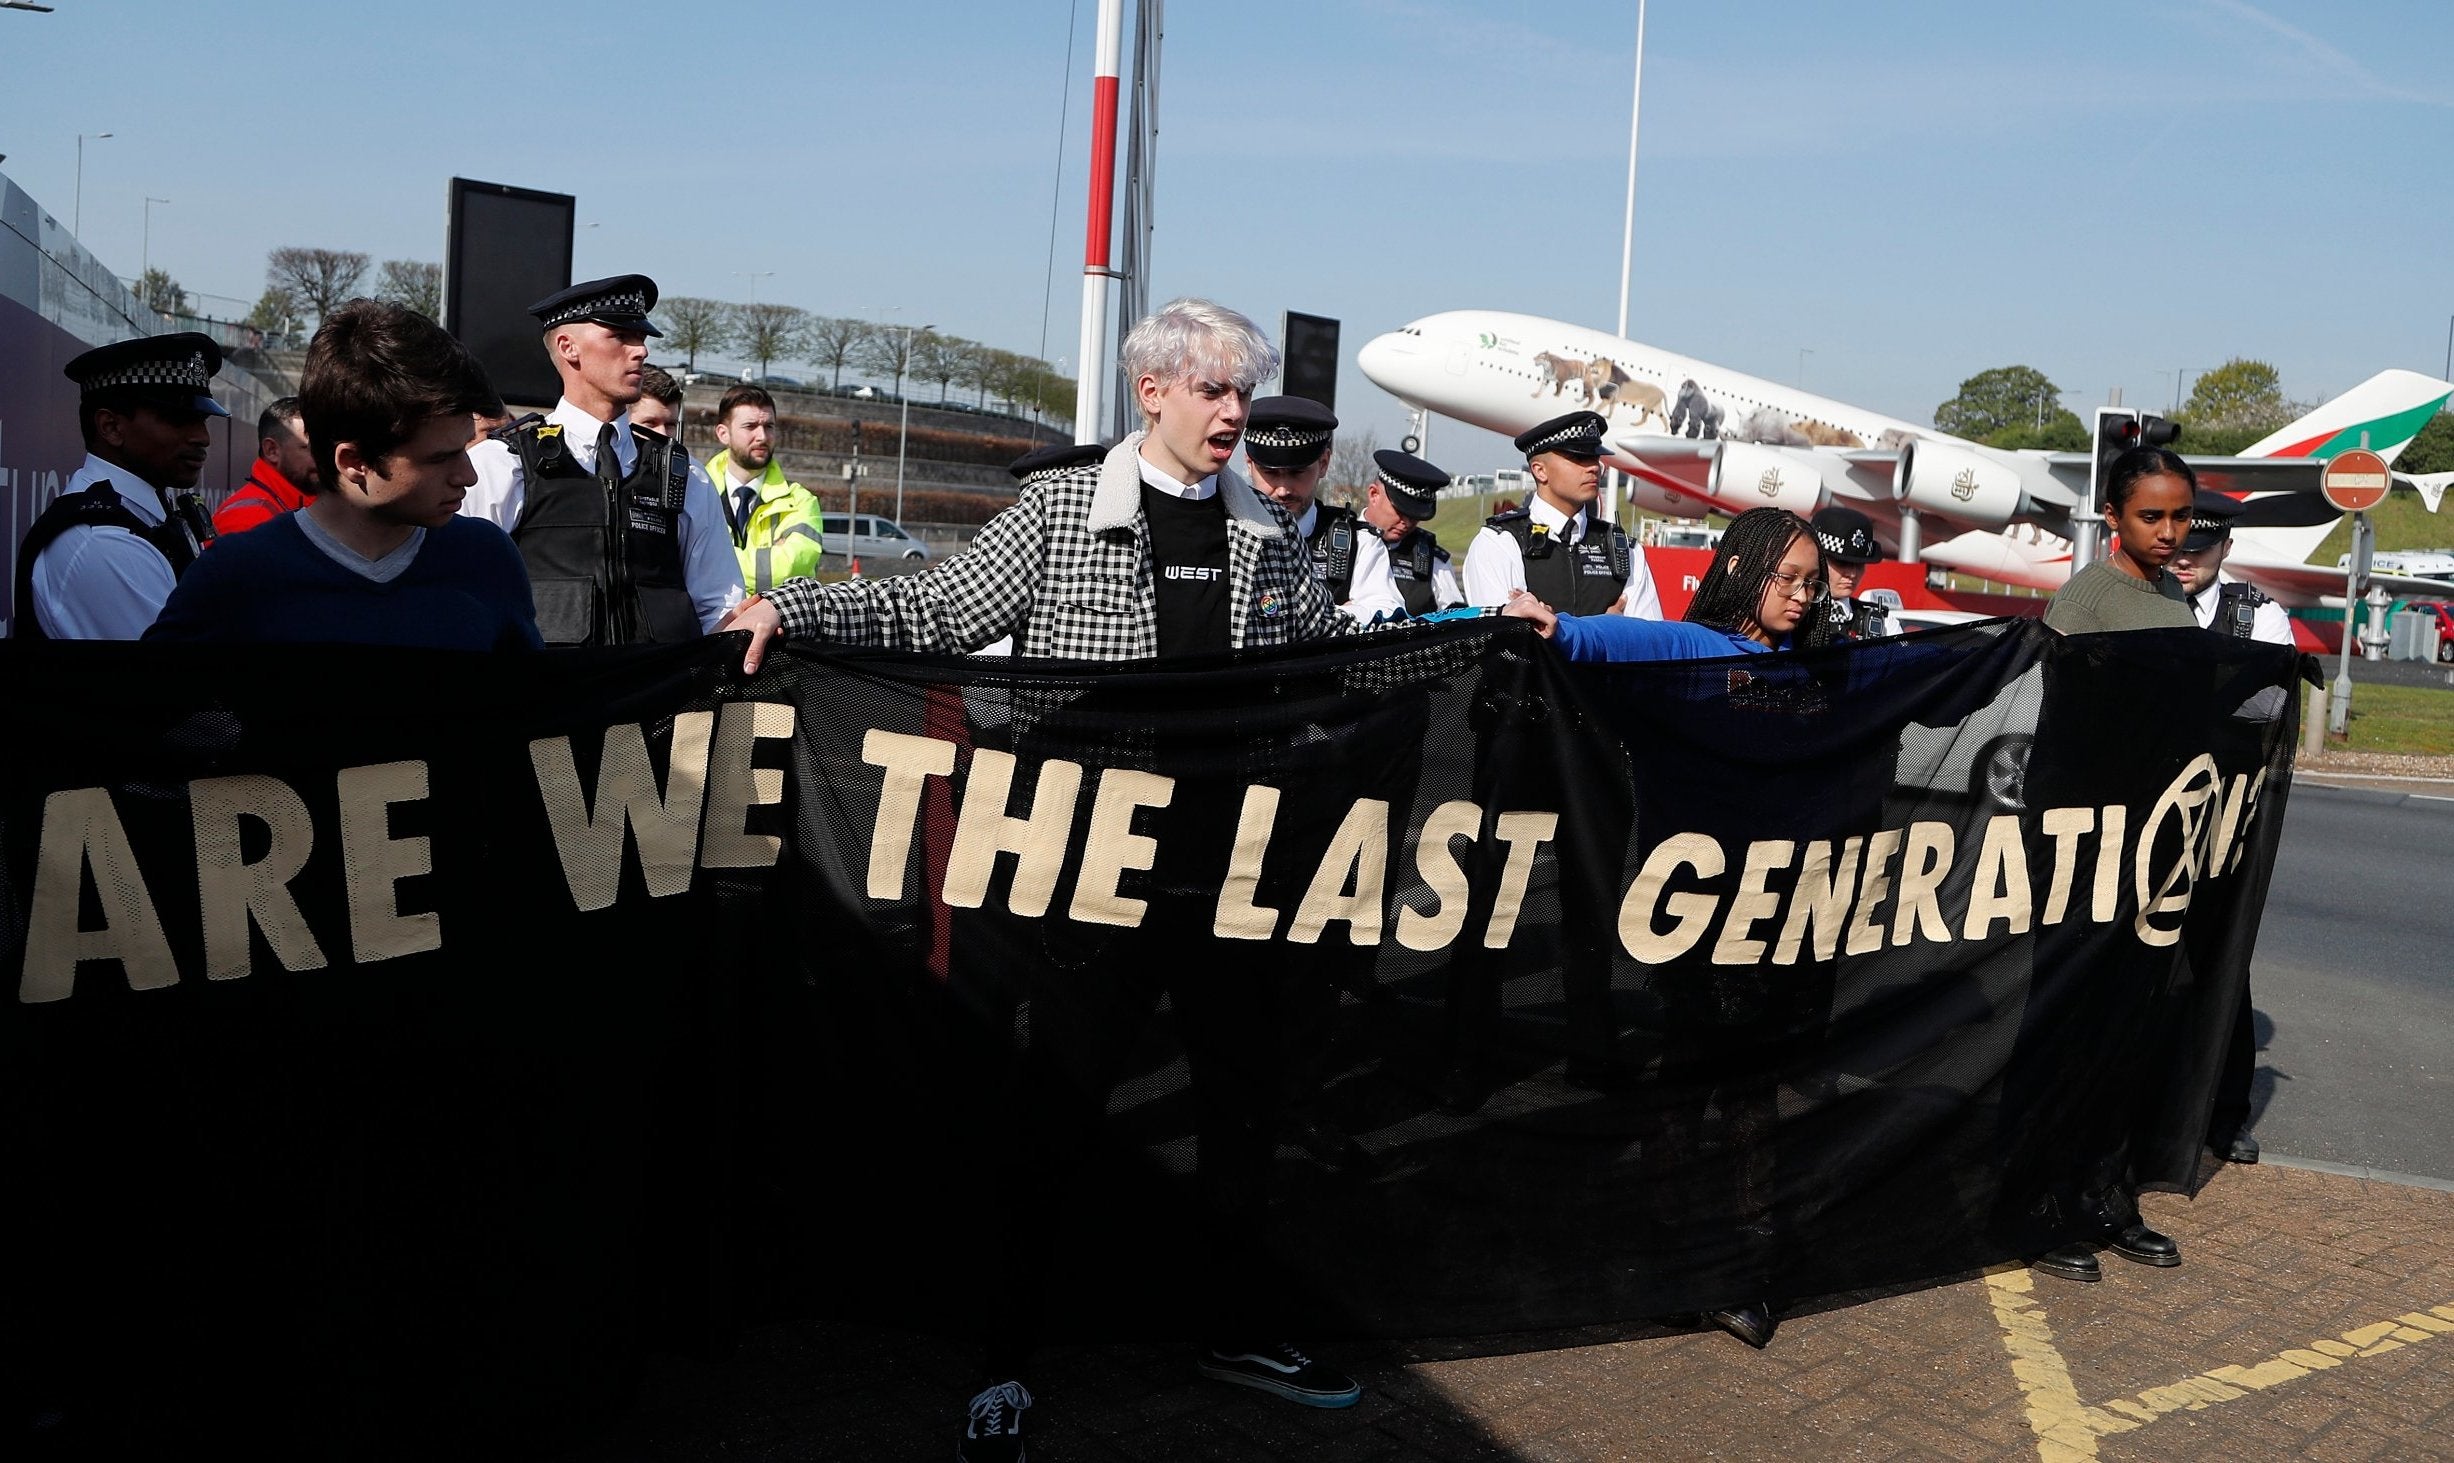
[496,275,701,646]
[13,333,228,641]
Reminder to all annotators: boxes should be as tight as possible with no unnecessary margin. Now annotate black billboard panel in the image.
[1280,311,1340,412]
[444,178,575,409]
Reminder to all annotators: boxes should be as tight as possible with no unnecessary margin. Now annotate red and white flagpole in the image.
[1074,0,1126,444]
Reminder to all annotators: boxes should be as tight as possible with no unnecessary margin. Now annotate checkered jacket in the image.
[761,434,1358,657]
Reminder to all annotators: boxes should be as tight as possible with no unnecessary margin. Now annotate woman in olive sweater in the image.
[2044,448,2199,633]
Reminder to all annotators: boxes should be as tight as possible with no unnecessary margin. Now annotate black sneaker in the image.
[958,1379,1032,1463]
[1196,1342,1362,1408]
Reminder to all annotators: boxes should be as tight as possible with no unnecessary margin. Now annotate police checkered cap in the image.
[65,332,222,394]
[1513,410,1608,458]
[1810,506,1878,564]
[528,273,663,335]
[1245,422,1331,449]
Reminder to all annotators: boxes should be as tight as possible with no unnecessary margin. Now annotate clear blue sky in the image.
[5,0,2449,472]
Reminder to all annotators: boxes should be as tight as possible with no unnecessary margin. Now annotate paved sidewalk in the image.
[554,1162,2454,1461]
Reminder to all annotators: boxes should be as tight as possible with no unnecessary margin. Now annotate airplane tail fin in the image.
[2230,369,2452,566]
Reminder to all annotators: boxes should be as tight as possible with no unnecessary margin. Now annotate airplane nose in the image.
[1356,331,1413,392]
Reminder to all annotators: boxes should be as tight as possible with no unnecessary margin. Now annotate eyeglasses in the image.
[1767,569,1831,603]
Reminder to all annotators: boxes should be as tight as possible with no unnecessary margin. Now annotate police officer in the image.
[1361,449,1463,614]
[1242,395,1401,622]
[1462,409,1660,618]
[463,274,743,646]
[2170,486,2290,1169]
[14,332,228,640]
[2171,491,2291,647]
[1811,505,1894,640]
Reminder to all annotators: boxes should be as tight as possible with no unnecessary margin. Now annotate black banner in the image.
[0,620,2298,1455]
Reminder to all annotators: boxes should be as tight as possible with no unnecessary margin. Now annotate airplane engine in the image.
[1706,441,1829,516]
[1894,441,2026,529]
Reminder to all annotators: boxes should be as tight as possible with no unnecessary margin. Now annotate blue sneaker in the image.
[1195,1342,1362,1408]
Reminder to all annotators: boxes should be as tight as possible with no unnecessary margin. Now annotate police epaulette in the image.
[495,412,548,444]
[1484,507,1529,528]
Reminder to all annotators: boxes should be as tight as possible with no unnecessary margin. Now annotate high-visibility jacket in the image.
[705,451,828,593]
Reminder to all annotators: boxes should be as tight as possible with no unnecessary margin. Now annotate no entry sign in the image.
[2321,449,2391,513]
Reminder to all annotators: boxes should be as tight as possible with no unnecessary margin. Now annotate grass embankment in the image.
[2318,681,2454,757]
[2308,491,2453,564]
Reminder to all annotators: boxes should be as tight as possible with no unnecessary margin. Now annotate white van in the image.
[823,514,932,562]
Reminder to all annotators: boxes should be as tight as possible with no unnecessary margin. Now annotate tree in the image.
[1979,412,2086,452]
[911,331,971,404]
[856,326,926,399]
[1933,365,2066,441]
[1327,427,1383,493]
[135,268,188,317]
[2183,357,2291,433]
[659,296,734,372]
[806,315,874,390]
[734,302,807,380]
[246,286,302,335]
[374,260,442,320]
[955,340,1001,409]
[982,350,1036,414]
[1029,368,1077,427]
[264,246,371,326]
[2399,409,2454,476]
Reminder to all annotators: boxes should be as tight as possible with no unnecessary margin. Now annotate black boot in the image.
[1703,1301,1776,1349]
[2032,1244,2102,1282]
[2110,1224,2181,1267]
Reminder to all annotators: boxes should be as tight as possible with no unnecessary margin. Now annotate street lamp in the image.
[73,131,111,235]
[894,323,934,526]
[141,196,169,282]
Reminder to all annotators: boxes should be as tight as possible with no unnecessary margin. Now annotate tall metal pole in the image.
[1074,0,1126,444]
[141,196,167,281]
[2328,432,2372,738]
[2443,314,2451,381]
[1603,0,1644,529]
[73,131,111,236]
[894,322,931,525]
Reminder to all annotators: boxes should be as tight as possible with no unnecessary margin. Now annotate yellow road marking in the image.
[2095,1303,2454,1431]
[1983,1267,2138,1459]
[1986,1270,2454,1462]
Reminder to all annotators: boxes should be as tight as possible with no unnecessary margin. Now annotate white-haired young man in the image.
[722,299,1363,1462]
[724,296,1354,666]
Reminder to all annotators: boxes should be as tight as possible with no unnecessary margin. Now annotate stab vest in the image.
[1831,596,1891,641]
[11,479,207,641]
[1488,507,1631,617]
[1304,504,1358,603]
[1388,527,1452,616]
[2211,580,2269,641]
[500,415,698,647]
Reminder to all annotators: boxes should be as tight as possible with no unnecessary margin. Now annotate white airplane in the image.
[1355,310,2454,606]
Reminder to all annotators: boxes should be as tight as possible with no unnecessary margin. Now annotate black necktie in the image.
[595,423,623,493]
[732,485,758,547]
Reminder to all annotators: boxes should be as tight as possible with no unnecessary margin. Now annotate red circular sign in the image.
[2321,448,2391,513]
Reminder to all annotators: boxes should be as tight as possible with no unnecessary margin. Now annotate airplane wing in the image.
[2226,558,2454,607]
[2400,471,2450,514]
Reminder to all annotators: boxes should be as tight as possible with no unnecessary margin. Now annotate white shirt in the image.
[1461,493,1661,619]
[2188,568,2294,646]
[25,453,187,640]
[1136,454,1218,500]
[1295,503,1403,623]
[464,397,744,632]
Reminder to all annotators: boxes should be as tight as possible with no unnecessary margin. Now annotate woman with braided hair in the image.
[1501,507,1837,1351]
[1502,505,1835,659]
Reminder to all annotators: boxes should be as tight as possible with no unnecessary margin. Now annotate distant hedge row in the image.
[813,486,1013,526]
[686,407,1043,470]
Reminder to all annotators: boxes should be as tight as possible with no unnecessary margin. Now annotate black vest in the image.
[1388,527,1453,616]
[11,479,208,641]
[1829,596,1891,641]
[1304,504,1358,603]
[2211,580,2269,640]
[1489,508,1630,617]
[501,416,698,647]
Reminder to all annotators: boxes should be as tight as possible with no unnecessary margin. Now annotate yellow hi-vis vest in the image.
[705,451,828,593]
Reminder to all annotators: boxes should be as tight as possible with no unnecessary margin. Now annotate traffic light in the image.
[2090,407,2142,516]
[2140,414,2181,450]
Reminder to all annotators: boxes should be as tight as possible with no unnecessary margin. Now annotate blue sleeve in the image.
[1550,614,1756,663]
[475,522,544,651]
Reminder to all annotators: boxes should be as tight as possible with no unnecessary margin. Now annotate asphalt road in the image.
[2246,778,2454,1179]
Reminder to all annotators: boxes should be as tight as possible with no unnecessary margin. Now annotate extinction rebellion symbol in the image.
[1950,468,1979,502]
